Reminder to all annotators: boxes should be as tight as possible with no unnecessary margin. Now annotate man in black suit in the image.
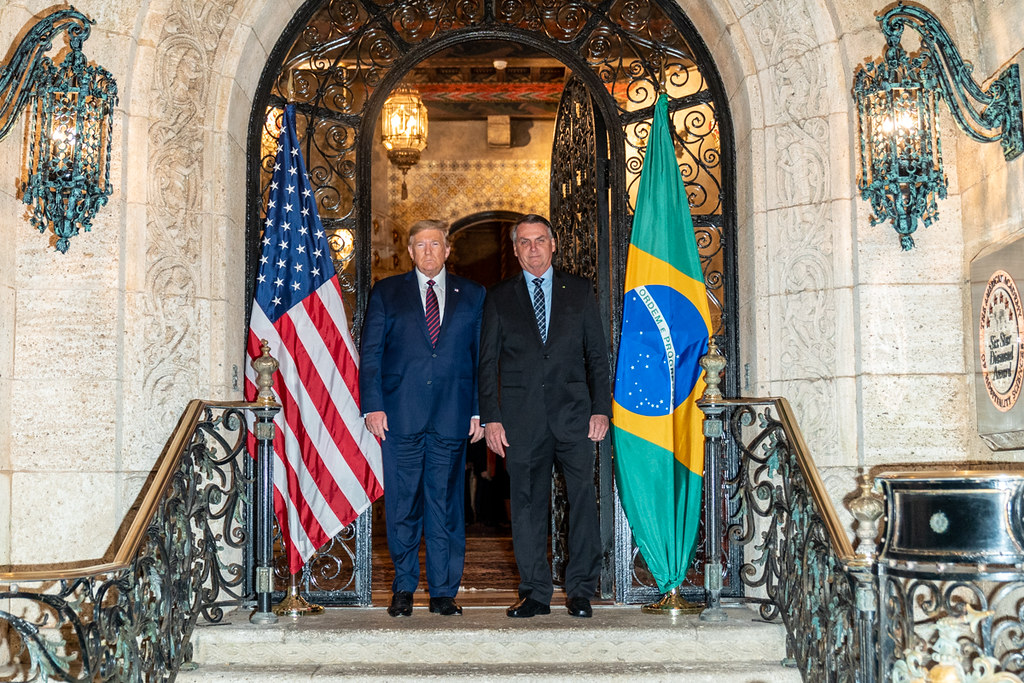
[478,214,611,619]
[360,219,485,617]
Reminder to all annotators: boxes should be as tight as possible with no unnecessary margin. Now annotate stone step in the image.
[180,605,801,682]
[178,661,799,682]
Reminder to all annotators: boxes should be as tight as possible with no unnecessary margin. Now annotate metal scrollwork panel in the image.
[726,404,860,680]
[389,0,485,41]
[271,515,370,605]
[548,75,602,587]
[2,405,255,681]
[880,574,1024,678]
[550,75,600,283]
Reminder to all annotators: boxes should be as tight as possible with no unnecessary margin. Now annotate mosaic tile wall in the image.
[389,159,550,235]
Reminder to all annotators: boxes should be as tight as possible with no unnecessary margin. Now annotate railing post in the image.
[699,338,728,622]
[250,340,280,625]
[847,468,884,683]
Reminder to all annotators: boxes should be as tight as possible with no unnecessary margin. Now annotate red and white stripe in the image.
[245,276,383,573]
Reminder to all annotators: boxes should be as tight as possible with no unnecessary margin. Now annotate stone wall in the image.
[1,0,1023,566]
[960,0,1024,461]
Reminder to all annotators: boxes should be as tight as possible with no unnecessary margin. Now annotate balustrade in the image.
[3,341,1024,682]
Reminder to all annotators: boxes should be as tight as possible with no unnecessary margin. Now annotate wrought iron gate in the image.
[548,75,614,595]
[245,0,739,605]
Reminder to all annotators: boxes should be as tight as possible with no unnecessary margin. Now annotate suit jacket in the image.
[478,269,611,444]
[359,270,485,439]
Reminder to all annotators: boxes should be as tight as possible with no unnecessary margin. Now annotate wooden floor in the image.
[371,523,519,599]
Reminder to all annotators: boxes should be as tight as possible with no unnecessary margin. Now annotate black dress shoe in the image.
[566,596,592,618]
[428,596,463,615]
[387,591,413,617]
[506,596,551,618]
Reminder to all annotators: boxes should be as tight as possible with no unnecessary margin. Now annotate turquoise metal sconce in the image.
[0,8,117,254]
[853,3,1023,250]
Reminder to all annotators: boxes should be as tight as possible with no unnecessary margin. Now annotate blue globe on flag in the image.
[615,284,707,417]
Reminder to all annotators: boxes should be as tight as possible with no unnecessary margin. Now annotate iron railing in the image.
[700,390,1024,683]
[0,399,279,681]
[699,396,877,681]
[5,360,1024,683]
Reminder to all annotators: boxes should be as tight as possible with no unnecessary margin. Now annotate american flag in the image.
[245,105,383,573]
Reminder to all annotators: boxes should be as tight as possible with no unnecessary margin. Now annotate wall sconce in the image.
[380,86,428,200]
[853,3,1023,250]
[0,8,117,254]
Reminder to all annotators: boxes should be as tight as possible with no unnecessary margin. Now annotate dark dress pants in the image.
[382,430,466,598]
[506,429,600,604]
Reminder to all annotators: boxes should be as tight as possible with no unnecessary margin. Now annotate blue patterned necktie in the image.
[532,277,546,343]
[425,279,440,347]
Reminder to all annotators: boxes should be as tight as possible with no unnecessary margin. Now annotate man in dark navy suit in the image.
[359,219,485,617]
[478,214,611,619]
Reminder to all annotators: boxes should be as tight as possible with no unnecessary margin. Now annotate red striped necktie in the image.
[425,279,440,347]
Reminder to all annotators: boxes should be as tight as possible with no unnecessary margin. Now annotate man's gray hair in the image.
[510,214,554,242]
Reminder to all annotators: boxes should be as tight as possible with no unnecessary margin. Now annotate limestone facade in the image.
[0,0,1022,566]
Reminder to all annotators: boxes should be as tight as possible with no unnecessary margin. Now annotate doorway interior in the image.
[366,40,563,593]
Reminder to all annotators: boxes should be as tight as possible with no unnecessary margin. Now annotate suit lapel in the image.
[547,270,569,345]
[436,274,461,346]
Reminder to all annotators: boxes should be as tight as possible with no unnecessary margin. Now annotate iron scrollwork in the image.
[1,404,257,680]
[882,576,1024,678]
[724,402,862,680]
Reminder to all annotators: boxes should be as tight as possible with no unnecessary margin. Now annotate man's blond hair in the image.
[408,219,450,245]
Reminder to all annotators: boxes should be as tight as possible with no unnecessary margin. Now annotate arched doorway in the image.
[246,0,738,605]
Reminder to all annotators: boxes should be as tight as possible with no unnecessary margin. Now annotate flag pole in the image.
[273,570,324,617]
[658,52,667,95]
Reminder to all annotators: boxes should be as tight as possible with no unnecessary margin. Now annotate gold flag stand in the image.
[273,571,324,617]
[641,586,703,615]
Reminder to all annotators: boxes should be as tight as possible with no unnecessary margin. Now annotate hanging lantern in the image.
[22,43,117,254]
[852,4,1023,251]
[380,86,428,200]
[854,46,945,251]
[0,9,117,254]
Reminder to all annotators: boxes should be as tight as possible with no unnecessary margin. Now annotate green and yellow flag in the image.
[612,92,712,593]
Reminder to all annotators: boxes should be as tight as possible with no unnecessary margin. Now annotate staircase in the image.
[179,603,801,682]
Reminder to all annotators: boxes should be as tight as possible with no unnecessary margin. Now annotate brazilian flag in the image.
[612,92,712,594]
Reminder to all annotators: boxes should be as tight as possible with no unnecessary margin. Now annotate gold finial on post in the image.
[848,468,885,560]
[251,339,280,407]
[699,337,726,402]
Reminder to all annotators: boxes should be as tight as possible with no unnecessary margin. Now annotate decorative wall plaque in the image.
[971,237,1024,449]
[979,270,1024,411]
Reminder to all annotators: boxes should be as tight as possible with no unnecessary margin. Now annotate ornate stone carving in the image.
[747,0,840,463]
[135,0,240,458]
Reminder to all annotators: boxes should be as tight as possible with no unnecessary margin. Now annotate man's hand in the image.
[365,411,388,441]
[468,417,484,443]
[588,414,609,442]
[485,422,509,457]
